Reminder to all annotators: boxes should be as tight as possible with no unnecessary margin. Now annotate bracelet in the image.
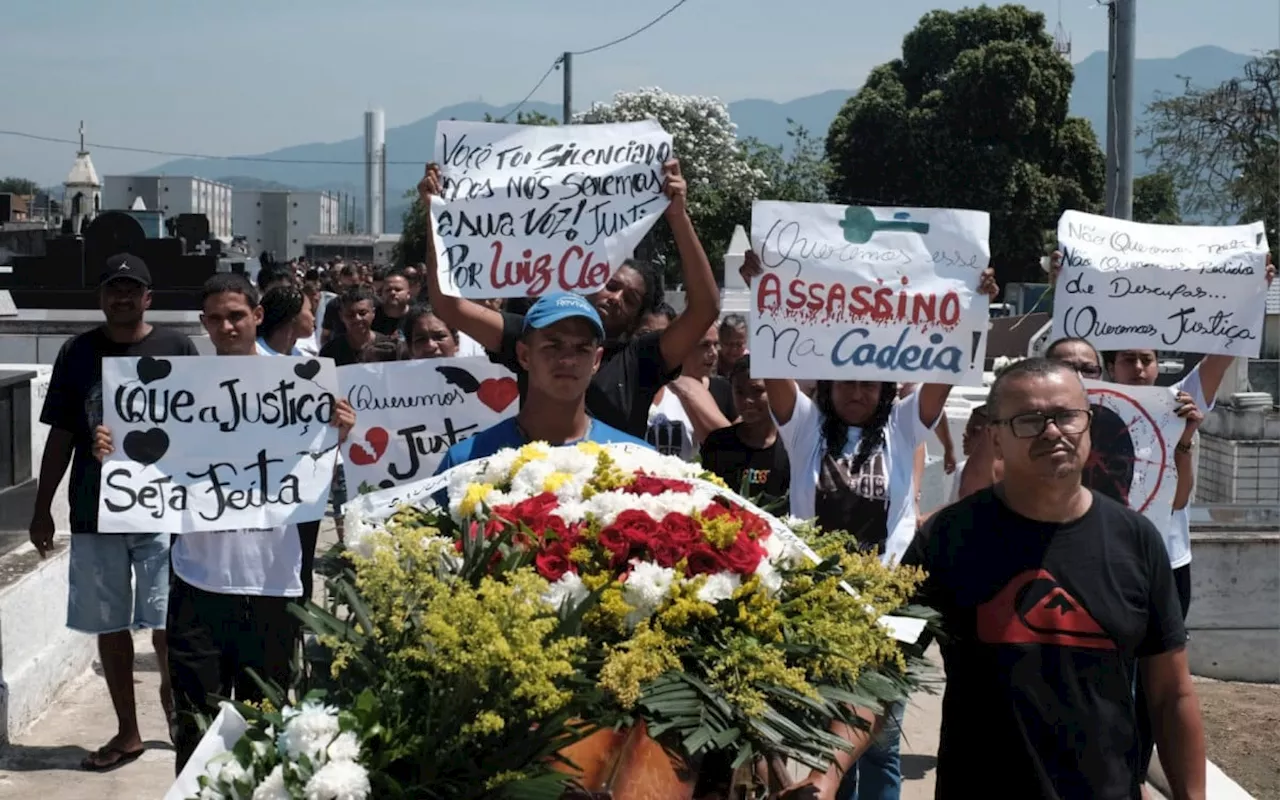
[1175,441,1193,454]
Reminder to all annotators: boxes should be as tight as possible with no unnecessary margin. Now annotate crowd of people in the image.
[23,155,1276,799]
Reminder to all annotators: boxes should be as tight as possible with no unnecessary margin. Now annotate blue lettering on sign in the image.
[831,328,963,373]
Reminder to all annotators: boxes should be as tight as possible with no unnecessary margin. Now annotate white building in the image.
[102,175,233,240]
[63,123,101,236]
[233,190,339,262]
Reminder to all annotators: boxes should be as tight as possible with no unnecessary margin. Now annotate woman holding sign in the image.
[419,158,723,439]
[741,250,999,800]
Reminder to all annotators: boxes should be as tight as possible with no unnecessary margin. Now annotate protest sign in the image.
[98,355,340,533]
[1052,210,1269,356]
[1082,379,1184,532]
[338,357,519,495]
[748,201,991,384]
[431,119,672,298]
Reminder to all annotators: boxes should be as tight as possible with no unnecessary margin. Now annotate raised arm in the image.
[656,160,721,372]
[418,164,505,353]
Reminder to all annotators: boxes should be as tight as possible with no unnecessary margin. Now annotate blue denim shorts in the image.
[67,533,170,634]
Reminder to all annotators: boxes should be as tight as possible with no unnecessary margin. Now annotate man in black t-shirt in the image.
[902,358,1205,799]
[371,266,411,337]
[318,285,394,367]
[320,264,360,345]
[30,253,200,771]
[417,159,721,438]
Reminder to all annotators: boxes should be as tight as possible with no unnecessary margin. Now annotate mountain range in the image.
[144,46,1254,233]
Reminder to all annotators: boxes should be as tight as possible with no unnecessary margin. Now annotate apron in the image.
[814,448,891,554]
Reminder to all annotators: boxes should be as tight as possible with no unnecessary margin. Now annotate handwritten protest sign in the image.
[338,358,518,495]
[748,201,991,384]
[99,356,340,533]
[431,120,672,298]
[1052,210,1269,356]
[1082,379,1183,532]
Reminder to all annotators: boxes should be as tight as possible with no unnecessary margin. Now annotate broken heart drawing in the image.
[348,426,390,466]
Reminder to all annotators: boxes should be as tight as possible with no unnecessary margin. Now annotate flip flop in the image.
[80,744,144,772]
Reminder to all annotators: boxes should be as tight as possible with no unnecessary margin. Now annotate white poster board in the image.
[748,201,991,384]
[432,120,672,298]
[98,355,340,533]
[1052,210,1269,356]
[338,358,519,495]
[1082,379,1185,532]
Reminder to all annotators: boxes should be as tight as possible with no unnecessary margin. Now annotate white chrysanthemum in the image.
[510,458,558,497]
[216,757,251,787]
[304,758,371,800]
[199,786,222,800]
[475,449,519,485]
[697,571,742,604]
[622,561,675,622]
[544,446,598,476]
[542,572,590,611]
[550,499,588,524]
[326,730,362,763]
[279,702,341,762]
[252,765,290,800]
[764,530,805,569]
[753,557,784,596]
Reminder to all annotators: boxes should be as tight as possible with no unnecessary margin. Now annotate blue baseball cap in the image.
[522,292,606,341]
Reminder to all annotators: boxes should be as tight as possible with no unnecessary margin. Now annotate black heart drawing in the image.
[294,360,321,380]
[137,357,172,385]
[122,428,170,466]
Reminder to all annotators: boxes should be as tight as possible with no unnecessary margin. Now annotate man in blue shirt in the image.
[436,292,652,472]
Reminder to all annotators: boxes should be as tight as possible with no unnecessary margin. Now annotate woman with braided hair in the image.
[741,249,999,800]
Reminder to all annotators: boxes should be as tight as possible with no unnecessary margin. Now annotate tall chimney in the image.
[364,109,386,236]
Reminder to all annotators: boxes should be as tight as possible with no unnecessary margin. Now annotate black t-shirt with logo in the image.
[902,488,1186,799]
[371,307,406,338]
[701,424,790,505]
[41,326,200,532]
[491,310,678,438]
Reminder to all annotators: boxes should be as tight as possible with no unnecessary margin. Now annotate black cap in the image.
[99,253,152,288]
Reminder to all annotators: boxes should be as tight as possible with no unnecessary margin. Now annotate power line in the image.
[499,57,563,122]
[570,0,691,56]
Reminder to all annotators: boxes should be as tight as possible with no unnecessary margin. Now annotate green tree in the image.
[744,122,834,204]
[395,111,559,266]
[1132,172,1181,224]
[0,177,40,195]
[1142,50,1278,259]
[825,5,1105,285]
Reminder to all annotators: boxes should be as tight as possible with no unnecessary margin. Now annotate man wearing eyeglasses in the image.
[900,357,1205,800]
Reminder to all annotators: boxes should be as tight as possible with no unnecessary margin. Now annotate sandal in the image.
[81,744,144,772]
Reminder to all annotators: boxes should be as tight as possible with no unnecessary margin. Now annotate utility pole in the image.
[562,52,573,124]
[1104,0,1136,219]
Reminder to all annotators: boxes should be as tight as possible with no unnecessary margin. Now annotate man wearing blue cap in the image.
[435,292,652,470]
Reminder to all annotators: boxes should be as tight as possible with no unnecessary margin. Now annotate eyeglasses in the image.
[991,409,1094,438]
[1060,360,1103,379]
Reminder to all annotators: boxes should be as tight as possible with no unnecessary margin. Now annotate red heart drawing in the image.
[476,378,519,413]
[348,427,390,466]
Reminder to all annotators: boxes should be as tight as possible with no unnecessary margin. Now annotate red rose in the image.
[701,501,733,521]
[624,475,694,496]
[659,513,702,549]
[722,533,766,575]
[613,510,659,551]
[535,545,573,582]
[597,525,630,557]
[514,492,559,519]
[649,537,684,569]
[686,543,727,576]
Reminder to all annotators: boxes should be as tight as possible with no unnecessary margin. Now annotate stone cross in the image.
[194,241,211,256]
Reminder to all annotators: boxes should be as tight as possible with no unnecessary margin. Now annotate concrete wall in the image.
[0,329,214,366]
[0,366,93,742]
[1184,531,1280,683]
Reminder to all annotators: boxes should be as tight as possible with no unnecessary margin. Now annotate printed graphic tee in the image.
[41,326,200,533]
[700,424,791,506]
[776,388,932,564]
[646,388,696,461]
[903,488,1187,799]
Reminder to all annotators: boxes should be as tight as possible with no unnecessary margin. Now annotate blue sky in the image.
[3,0,1277,185]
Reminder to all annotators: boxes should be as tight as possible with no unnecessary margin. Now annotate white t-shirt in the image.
[1165,366,1211,570]
[646,388,697,462]
[296,331,320,356]
[256,337,303,357]
[776,387,934,565]
[946,457,968,506]
[455,333,486,358]
[172,527,304,597]
[171,344,305,596]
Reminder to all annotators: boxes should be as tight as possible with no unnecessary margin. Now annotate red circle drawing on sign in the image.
[1086,386,1168,513]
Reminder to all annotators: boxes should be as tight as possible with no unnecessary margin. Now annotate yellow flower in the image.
[542,471,573,493]
[599,622,686,708]
[509,442,550,479]
[576,441,604,456]
[459,483,494,518]
[696,510,744,550]
[700,471,729,489]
